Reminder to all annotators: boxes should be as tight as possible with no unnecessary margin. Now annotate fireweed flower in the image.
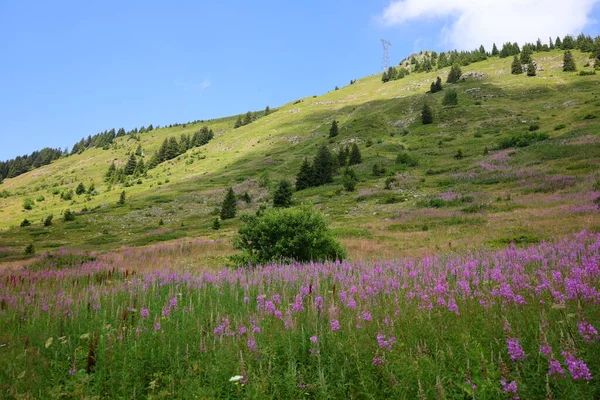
[330,319,340,331]
[500,380,519,399]
[562,352,593,380]
[548,360,565,376]
[376,334,396,351]
[141,308,150,318]
[539,344,552,356]
[577,321,599,343]
[506,338,525,361]
[247,338,257,352]
[372,357,384,368]
[310,336,318,344]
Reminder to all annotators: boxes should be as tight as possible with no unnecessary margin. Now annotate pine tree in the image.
[479,45,486,54]
[337,146,348,167]
[381,71,389,83]
[265,105,270,115]
[511,56,523,75]
[220,188,237,220]
[435,76,443,92]
[296,158,314,190]
[348,143,362,165]
[329,120,339,138]
[549,37,555,50]
[527,60,537,76]
[243,111,253,126]
[492,43,499,56]
[273,179,293,208]
[520,46,532,64]
[446,64,462,83]
[421,103,433,125]
[117,191,126,205]
[135,144,143,156]
[313,145,334,186]
[166,137,180,160]
[555,36,563,49]
[76,182,86,195]
[563,50,577,72]
[124,154,137,175]
[234,115,243,129]
[105,162,116,182]
[212,218,220,230]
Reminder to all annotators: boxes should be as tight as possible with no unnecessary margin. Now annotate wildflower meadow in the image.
[1,231,600,398]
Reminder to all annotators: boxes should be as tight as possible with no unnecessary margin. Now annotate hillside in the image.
[1,49,599,263]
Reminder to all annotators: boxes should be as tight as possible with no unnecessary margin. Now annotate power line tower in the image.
[381,39,392,71]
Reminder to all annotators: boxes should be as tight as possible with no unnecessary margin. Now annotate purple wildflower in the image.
[362,311,372,322]
[500,380,519,399]
[539,344,552,356]
[247,338,257,352]
[372,357,384,368]
[506,338,526,361]
[548,360,565,376]
[577,321,599,343]
[310,336,318,344]
[330,319,340,331]
[141,308,150,318]
[562,352,593,380]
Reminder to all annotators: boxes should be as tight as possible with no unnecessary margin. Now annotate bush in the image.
[24,244,35,256]
[396,152,418,166]
[23,198,34,210]
[63,209,76,222]
[342,168,358,192]
[579,70,596,76]
[498,132,549,149]
[554,124,566,130]
[36,195,45,202]
[529,124,540,131]
[442,89,458,106]
[44,215,53,227]
[20,219,31,227]
[61,189,73,201]
[232,206,346,266]
[212,218,220,230]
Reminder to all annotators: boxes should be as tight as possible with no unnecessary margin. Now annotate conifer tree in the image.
[296,158,314,190]
[381,71,389,83]
[105,162,116,182]
[76,182,86,195]
[555,36,562,49]
[243,111,253,126]
[421,103,433,125]
[212,218,220,230]
[329,120,339,138]
[435,76,443,92]
[166,137,180,160]
[337,146,348,167]
[220,188,237,220]
[348,143,362,165]
[479,45,486,54]
[527,60,537,76]
[117,191,126,205]
[313,145,334,186]
[234,115,243,129]
[520,46,532,64]
[446,64,462,83]
[549,37,555,50]
[124,154,137,175]
[563,50,577,72]
[273,179,293,208]
[265,105,270,115]
[491,43,499,56]
[511,56,523,74]
[135,144,143,156]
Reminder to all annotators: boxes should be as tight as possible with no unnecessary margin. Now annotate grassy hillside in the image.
[1,50,599,262]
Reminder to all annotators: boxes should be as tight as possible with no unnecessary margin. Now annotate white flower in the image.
[229,375,244,383]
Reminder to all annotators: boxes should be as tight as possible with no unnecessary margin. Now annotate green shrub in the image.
[24,244,35,256]
[232,206,346,266]
[44,215,53,227]
[36,195,45,202]
[212,218,221,230]
[396,152,418,166]
[498,132,549,149]
[342,168,358,192]
[442,89,458,106]
[63,209,76,222]
[554,124,566,130]
[22,198,34,210]
[529,124,540,131]
[20,219,31,227]
[579,70,596,76]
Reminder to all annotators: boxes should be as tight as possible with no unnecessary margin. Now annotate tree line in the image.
[0,148,65,183]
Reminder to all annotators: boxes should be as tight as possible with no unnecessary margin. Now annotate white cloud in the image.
[379,0,599,50]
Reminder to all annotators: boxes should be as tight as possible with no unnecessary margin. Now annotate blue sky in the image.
[1,0,599,160]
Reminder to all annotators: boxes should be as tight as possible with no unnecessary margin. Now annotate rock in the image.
[459,72,485,81]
